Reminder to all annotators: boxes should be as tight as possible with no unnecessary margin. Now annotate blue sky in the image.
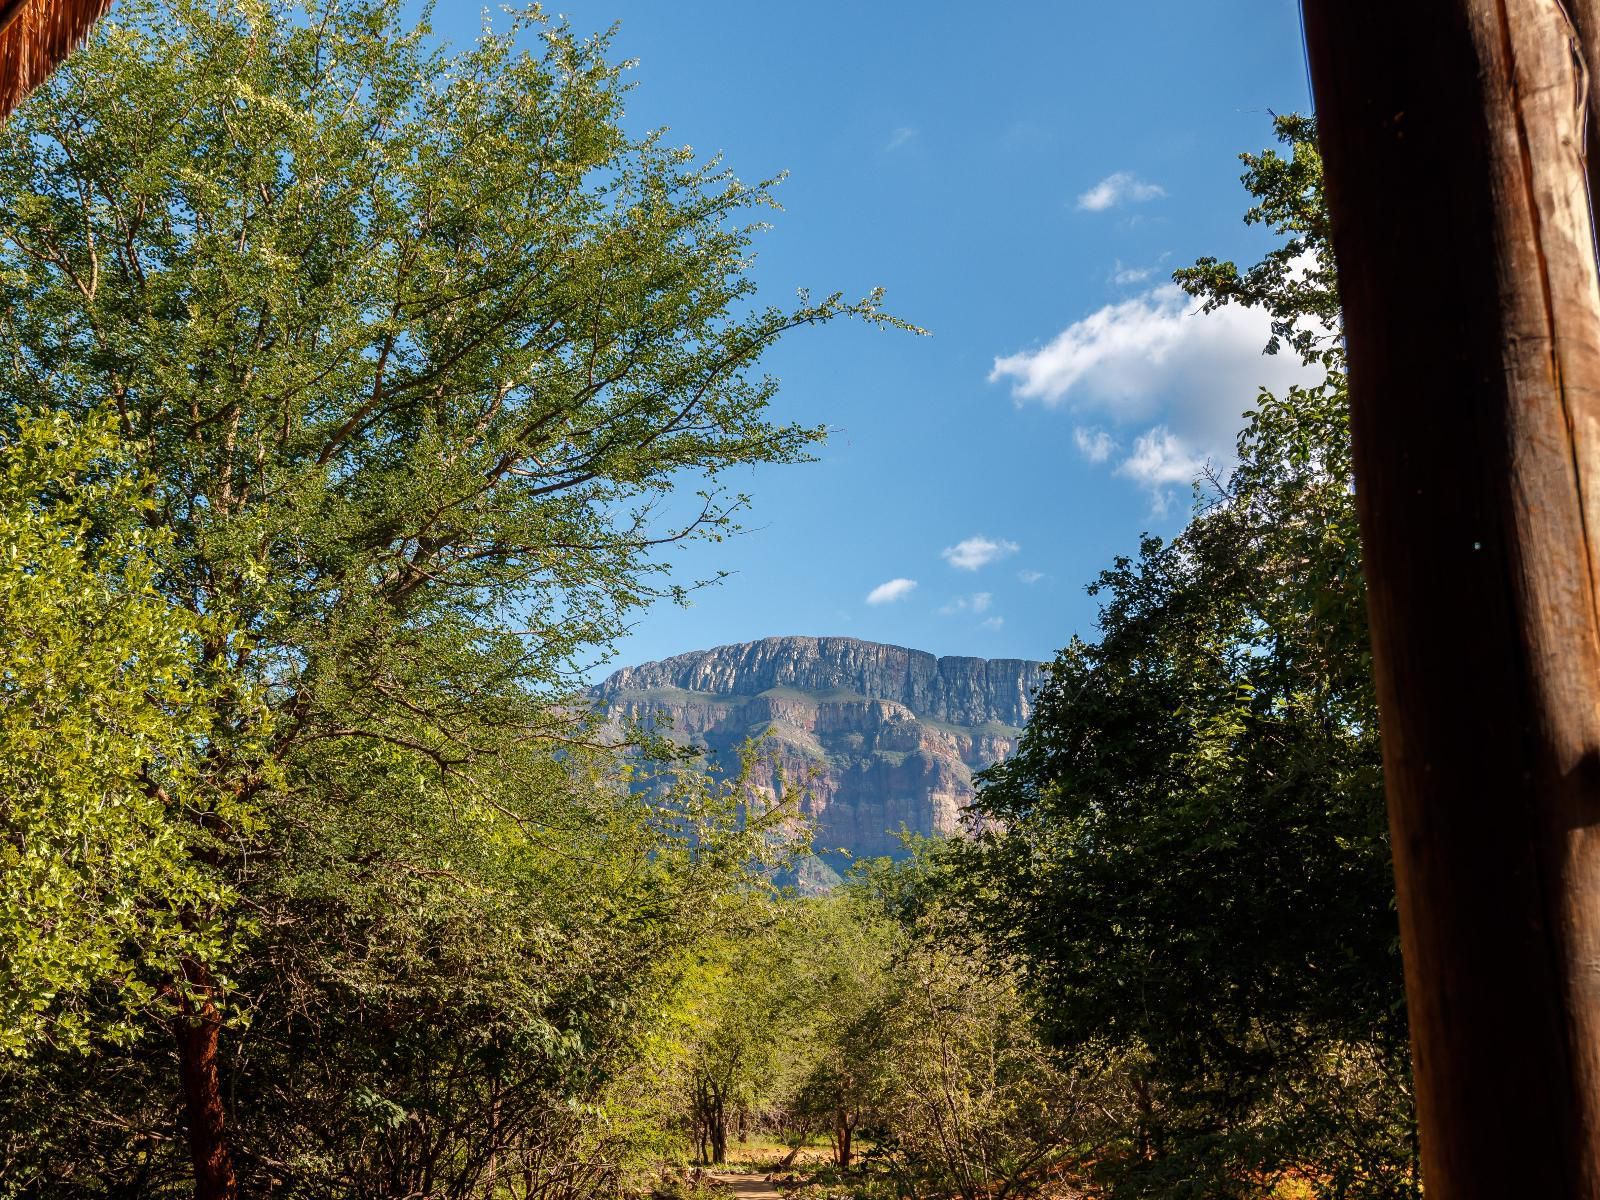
[432,2,1318,673]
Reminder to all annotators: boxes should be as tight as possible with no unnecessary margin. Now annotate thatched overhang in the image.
[0,0,112,120]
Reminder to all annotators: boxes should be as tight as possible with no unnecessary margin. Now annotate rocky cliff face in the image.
[594,635,1045,727]
[593,637,1045,877]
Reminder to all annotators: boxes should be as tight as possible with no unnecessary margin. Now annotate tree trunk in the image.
[174,960,238,1200]
[486,1075,501,1196]
[835,1109,851,1171]
[1132,1074,1152,1161]
[709,1083,728,1165]
[1303,2,1600,1195]
[710,1121,727,1166]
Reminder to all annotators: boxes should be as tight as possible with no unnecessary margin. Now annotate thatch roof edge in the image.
[0,0,113,121]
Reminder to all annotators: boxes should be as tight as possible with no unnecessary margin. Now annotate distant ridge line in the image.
[594,635,1047,728]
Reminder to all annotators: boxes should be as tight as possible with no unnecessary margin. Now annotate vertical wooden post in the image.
[1302,2,1600,1194]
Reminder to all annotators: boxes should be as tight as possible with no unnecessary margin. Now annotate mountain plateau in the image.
[592,636,1046,886]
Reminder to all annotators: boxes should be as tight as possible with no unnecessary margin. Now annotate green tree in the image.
[0,1,908,1194]
[784,891,897,1172]
[849,847,1123,1200]
[650,883,901,1172]
[675,924,797,1166]
[0,411,265,1057]
[953,118,1417,1199]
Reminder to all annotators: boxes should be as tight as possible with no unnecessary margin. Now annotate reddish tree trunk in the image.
[1303,1,1600,1195]
[175,960,238,1200]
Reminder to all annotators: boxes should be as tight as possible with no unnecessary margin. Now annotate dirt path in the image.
[710,1171,784,1200]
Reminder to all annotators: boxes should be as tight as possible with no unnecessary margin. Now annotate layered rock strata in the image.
[593,637,1045,873]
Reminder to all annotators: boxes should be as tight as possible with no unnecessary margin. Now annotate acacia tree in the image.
[785,893,898,1172]
[0,2,907,1194]
[668,894,824,1167]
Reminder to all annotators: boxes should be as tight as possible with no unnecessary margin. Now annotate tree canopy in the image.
[0,2,908,1194]
[0,410,264,1056]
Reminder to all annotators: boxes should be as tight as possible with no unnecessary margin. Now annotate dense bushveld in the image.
[0,3,1411,1197]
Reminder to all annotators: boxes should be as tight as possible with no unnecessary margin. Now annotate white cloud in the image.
[941,591,995,616]
[1111,260,1153,285]
[1116,426,1208,514]
[885,126,917,151]
[1073,426,1115,463]
[1077,171,1166,212]
[1117,426,1206,488]
[942,536,1020,571]
[982,616,1005,630]
[989,282,1319,502]
[866,577,917,605]
[1017,569,1045,584]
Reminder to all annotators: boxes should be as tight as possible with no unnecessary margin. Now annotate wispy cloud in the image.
[1111,251,1172,287]
[939,592,994,616]
[885,126,917,152]
[942,536,1020,572]
[1077,171,1165,212]
[1017,569,1045,585]
[1073,426,1116,464]
[982,616,1005,630]
[866,577,918,605]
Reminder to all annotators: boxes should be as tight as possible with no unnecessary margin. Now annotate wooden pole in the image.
[1302,2,1600,1194]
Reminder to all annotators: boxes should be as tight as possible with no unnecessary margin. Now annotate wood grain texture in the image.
[0,0,111,121]
[1561,0,1600,206]
[1304,1,1600,1194]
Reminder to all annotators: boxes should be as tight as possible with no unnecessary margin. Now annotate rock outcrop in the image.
[593,637,1045,879]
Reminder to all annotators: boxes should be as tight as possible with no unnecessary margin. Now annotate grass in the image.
[712,1135,843,1174]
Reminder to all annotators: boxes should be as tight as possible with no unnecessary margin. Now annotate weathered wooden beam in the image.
[1302,1,1600,1194]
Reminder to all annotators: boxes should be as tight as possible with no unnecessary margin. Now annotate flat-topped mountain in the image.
[594,637,1046,883]
[594,635,1045,727]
